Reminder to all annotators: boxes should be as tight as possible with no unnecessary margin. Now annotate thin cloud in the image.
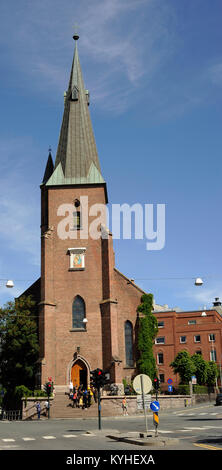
[184,284,222,309]
[207,61,222,87]
[0,138,40,266]
[0,0,176,114]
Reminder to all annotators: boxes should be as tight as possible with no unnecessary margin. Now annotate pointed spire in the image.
[42,147,54,184]
[46,34,106,192]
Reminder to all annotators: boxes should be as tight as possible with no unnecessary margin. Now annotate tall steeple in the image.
[45,34,106,196]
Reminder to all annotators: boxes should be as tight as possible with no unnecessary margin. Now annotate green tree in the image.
[170,350,196,384]
[0,296,39,408]
[191,354,208,385]
[136,293,158,380]
[206,361,218,386]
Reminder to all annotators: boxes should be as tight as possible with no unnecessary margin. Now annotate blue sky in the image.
[0,0,221,310]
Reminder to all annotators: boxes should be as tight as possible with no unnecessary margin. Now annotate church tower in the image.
[38,35,144,392]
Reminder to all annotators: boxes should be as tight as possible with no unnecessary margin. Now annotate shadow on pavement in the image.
[66,429,86,432]
[195,437,222,446]
[187,418,222,422]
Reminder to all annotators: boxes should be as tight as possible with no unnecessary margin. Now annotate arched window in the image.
[72,296,86,329]
[73,199,81,230]
[71,85,79,101]
[125,321,134,367]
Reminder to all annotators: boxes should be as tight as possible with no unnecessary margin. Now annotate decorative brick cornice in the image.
[100,298,118,305]
[38,301,57,307]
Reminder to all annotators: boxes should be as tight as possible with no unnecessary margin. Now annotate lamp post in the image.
[194,277,203,286]
[3,280,14,288]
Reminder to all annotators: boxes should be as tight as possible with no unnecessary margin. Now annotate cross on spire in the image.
[73,23,79,41]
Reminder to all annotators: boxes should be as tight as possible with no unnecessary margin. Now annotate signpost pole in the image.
[140,375,148,435]
[153,412,159,437]
[133,374,152,437]
[98,387,101,430]
[150,401,160,437]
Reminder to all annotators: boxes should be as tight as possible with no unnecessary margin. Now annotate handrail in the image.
[0,410,22,420]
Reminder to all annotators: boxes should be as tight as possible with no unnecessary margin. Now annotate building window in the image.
[194,335,201,343]
[180,336,187,344]
[157,352,164,364]
[210,350,217,362]
[73,211,81,229]
[72,295,86,330]
[188,320,196,325]
[71,85,79,101]
[73,199,81,230]
[196,350,202,355]
[158,321,164,328]
[209,334,215,342]
[159,374,165,384]
[155,337,165,344]
[125,321,134,367]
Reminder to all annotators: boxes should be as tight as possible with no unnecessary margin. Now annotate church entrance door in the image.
[71,360,87,389]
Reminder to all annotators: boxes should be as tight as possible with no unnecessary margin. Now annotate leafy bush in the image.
[177,385,190,395]
[137,293,158,380]
[193,385,209,394]
[33,389,48,397]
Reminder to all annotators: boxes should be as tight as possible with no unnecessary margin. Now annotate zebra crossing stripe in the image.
[1,433,94,443]
[158,430,172,434]
[22,437,36,441]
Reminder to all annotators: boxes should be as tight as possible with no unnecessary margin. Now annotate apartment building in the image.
[153,300,222,387]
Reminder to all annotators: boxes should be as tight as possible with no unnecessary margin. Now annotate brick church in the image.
[24,34,150,393]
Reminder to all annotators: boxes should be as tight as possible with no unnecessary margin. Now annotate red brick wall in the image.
[39,184,144,388]
[154,310,222,386]
[40,185,106,385]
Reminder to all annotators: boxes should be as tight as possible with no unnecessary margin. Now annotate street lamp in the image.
[6,280,14,288]
[194,277,203,286]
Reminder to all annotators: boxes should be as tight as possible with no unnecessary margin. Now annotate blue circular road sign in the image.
[167,378,173,384]
[150,401,160,412]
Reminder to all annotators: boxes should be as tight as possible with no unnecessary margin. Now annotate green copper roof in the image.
[44,37,106,189]
[46,161,105,186]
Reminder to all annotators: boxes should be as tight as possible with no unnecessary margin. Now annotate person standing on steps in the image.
[36,401,41,419]
[73,388,78,408]
[69,381,73,394]
[83,388,88,409]
[87,387,93,407]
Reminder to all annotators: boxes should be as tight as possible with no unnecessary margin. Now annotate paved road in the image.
[0,402,221,452]
[153,402,222,450]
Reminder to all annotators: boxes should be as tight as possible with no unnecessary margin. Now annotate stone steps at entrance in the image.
[50,392,100,418]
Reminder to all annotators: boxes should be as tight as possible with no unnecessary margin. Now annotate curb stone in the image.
[106,431,179,447]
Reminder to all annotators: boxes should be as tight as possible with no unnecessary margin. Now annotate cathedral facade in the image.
[27,35,147,392]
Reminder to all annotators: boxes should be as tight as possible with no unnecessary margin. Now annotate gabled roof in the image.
[114,267,146,294]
